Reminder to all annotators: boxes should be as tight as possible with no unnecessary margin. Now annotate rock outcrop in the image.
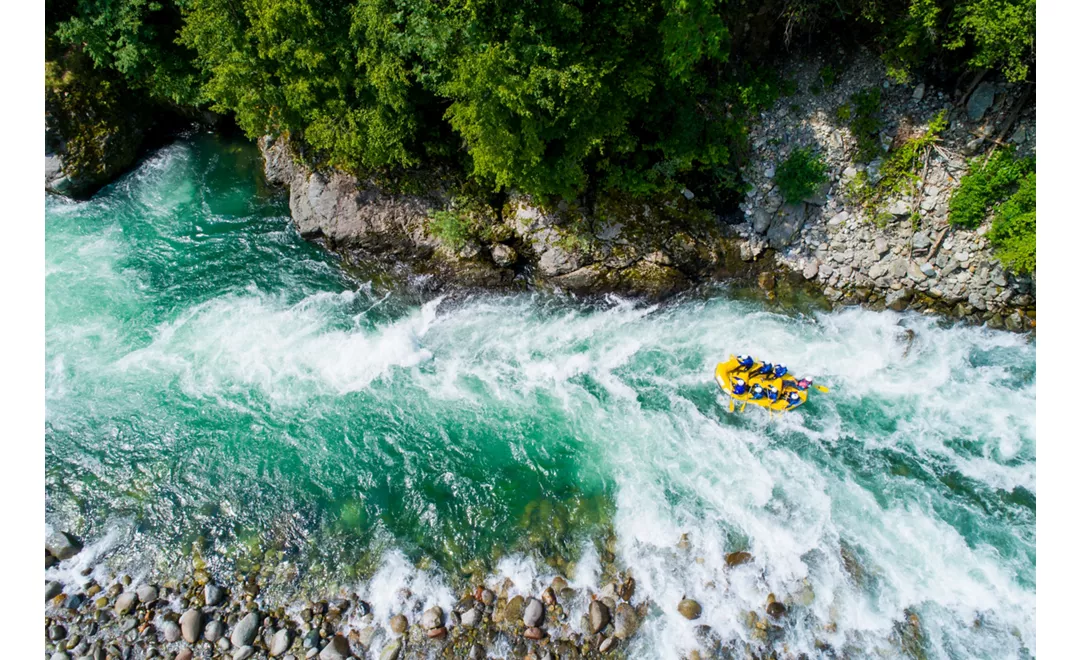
[732,51,1035,328]
[258,136,743,299]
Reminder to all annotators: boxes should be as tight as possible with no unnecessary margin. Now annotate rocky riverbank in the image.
[732,51,1036,331]
[253,52,1035,330]
[47,528,893,660]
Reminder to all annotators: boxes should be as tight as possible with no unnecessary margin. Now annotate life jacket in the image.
[774,365,788,379]
[737,355,754,368]
[758,363,774,376]
[767,385,779,401]
[732,378,748,395]
[787,391,801,404]
[751,385,765,399]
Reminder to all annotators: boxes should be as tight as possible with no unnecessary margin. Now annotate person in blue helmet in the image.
[785,390,802,407]
[750,383,766,399]
[773,364,789,379]
[766,384,779,402]
[735,355,755,371]
[731,377,748,396]
[751,362,774,379]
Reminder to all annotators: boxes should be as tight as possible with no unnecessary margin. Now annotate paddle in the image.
[739,402,746,412]
[729,399,735,413]
[814,384,830,393]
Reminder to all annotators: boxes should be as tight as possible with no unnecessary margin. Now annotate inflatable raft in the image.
[714,355,814,413]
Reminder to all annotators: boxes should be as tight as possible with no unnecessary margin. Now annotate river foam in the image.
[46,136,1035,659]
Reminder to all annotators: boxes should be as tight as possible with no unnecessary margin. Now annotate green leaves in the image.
[948,149,1035,273]
[47,0,1038,206]
[988,172,1035,273]
[949,149,1034,229]
[775,148,828,203]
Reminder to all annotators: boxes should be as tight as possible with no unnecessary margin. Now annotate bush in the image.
[948,149,1035,229]
[846,88,884,162]
[845,111,946,227]
[426,211,473,251]
[988,171,1035,273]
[775,148,828,202]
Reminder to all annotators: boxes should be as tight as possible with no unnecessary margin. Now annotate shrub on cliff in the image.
[988,171,1035,274]
[949,148,1035,273]
[775,148,828,202]
[949,149,1034,228]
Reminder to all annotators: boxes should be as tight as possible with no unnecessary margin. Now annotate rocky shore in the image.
[732,52,1036,331]
[46,529,880,660]
[253,52,1035,330]
[45,50,1036,330]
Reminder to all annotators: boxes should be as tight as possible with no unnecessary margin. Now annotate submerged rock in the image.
[379,639,402,660]
[614,603,639,639]
[204,584,226,606]
[523,598,545,627]
[678,599,702,620]
[114,592,137,616]
[389,614,408,634]
[46,531,82,560]
[319,635,350,660]
[589,600,611,634]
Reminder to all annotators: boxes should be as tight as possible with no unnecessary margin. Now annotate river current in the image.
[45,136,1035,659]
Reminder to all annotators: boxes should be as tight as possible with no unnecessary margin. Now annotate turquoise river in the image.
[45,136,1036,659]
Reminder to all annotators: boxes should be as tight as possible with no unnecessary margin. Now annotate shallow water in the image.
[45,135,1035,659]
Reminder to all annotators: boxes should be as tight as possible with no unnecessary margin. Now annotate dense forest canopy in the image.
[45,0,1035,203]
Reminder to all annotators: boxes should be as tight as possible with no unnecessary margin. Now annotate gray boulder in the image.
[136,585,158,603]
[967,82,996,121]
[180,608,203,643]
[461,607,482,627]
[318,634,351,660]
[204,620,226,643]
[46,532,82,560]
[231,612,260,648]
[270,628,293,656]
[232,647,254,660]
[46,581,63,601]
[751,208,773,235]
[766,203,807,249]
[523,598,544,628]
[589,600,610,634]
[161,620,181,643]
[491,244,517,267]
[204,584,226,606]
[420,606,443,630]
[114,592,137,616]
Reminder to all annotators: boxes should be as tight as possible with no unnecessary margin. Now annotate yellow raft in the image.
[714,355,811,413]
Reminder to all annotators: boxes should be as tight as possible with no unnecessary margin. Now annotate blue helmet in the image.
[774,364,788,378]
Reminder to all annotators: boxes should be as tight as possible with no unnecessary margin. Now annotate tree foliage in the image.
[775,148,828,202]
[46,0,1037,202]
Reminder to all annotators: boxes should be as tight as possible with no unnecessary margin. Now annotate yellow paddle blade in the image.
[739,402,746,412]
[814,384,830,393]
[729,399,735,413]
